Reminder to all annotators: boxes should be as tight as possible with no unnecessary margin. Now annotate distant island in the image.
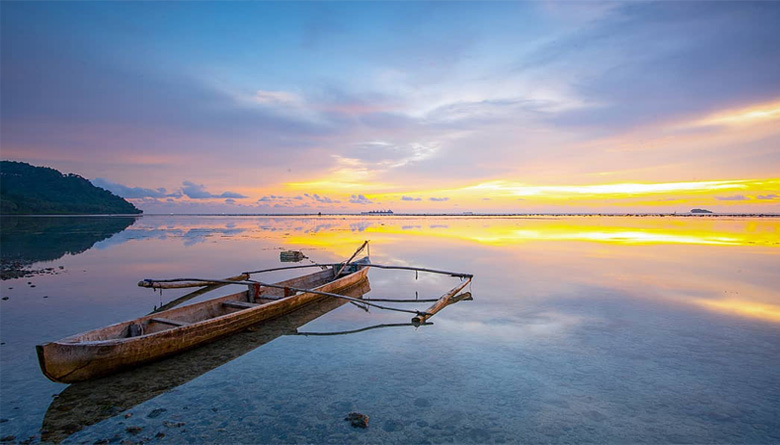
[361,209,394,215]
[690,208,714,214]
[0,161,142,215]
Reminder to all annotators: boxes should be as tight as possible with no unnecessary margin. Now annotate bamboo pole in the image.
[139,276,428,317]
[362,298,440,303]
[362,263,473,278]
[138,274,248,290]
[411,278,472,324]
[335,240,369,276]
[220,262,472,280]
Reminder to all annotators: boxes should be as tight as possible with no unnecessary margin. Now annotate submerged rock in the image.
[125,426,143,435]
[345,412,369,428]
[147,408,167,418]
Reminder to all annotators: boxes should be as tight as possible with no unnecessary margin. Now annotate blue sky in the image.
[2,1,779,213]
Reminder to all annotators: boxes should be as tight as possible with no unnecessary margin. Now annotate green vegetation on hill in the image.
[0,161,142,215]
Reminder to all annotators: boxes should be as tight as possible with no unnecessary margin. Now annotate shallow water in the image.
[1,215,779,443]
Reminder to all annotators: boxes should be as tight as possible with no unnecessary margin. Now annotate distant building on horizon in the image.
[361,209,394,215]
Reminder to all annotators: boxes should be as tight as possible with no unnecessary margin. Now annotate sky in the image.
[2,1,779,214]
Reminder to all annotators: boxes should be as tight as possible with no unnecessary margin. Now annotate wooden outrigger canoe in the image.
[40,278,373,443]
[36,258,370,383]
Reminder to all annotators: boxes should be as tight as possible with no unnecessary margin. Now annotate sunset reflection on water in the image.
[73,214,775,326]
[1,215,778,443]
[107,215,780,324]
[115,214,777,247]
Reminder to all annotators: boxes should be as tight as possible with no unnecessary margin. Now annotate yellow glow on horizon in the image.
[459,179,753,198]
[363,225,772,247]
[693,298,780,324]
[283,176,778,205]
[281,216,779,249]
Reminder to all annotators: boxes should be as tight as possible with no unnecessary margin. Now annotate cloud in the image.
[181,181,247,199]
[312,193,335,204]
[5,1,780,215]
[715,195,748,201]
[256,193,340,208]
[529,2,780,130]
[427,98,576,125]
[756,194,778,200]
[91,178,181,199]
[253,90,303,106]
[349,194,373,204]
[336,141,441,175]
[429,197,450,202]
[224,198,236,204]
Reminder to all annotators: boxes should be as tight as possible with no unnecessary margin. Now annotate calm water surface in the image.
[1,215,779,443]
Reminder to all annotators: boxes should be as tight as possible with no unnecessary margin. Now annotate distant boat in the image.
[280,250,306,262]
[36,251,371,383]
[361,209,394,215]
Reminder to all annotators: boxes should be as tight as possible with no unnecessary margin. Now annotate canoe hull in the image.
[37,263,369,383]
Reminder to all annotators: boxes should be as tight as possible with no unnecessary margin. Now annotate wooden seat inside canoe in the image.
[222,301,260,310]
[149,318,189,327]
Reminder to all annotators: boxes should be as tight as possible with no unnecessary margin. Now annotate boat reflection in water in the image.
[42,279,377,443]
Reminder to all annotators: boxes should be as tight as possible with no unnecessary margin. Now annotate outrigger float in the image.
[36,242,473,383]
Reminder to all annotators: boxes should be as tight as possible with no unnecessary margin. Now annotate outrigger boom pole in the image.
[138,263,472,289]
[138,257,474,321]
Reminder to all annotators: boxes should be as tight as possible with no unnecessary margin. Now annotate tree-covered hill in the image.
[0,161,142,215]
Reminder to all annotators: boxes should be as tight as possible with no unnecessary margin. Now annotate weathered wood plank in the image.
[335,241,369,276]
[149,318,189,327]
[222,301,261,310]
[138,273,249,289]
[411,278,472,324]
